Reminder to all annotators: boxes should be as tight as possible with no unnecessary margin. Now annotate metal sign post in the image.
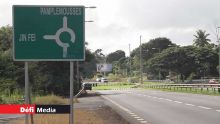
[13,6,85,124]
[70,61,74,124]
[25,62,29,124]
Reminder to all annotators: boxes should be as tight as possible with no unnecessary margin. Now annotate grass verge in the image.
[10,94,129,124]
[141,82,220,96]
[33,94,67,104]
[10,109,104,124]
[93,82,136,90]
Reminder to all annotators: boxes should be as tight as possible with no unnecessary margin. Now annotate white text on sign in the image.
[40,7,82,16]
[19,34,36,42]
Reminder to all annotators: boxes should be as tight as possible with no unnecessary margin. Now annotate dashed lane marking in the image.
[164,99,173,102]
[101,95,131,112]
[140,121,148,123]
[125,92,220,114]
[173,101,183,104]
[197,106,212,110]
[158,98,165,100]
[101,95,149,124]
[128,112,135,115]
[185,103,195,106]
[134,116,141,119]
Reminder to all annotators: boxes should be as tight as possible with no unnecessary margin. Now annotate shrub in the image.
[34,95,66,105]
[0,96,5,104]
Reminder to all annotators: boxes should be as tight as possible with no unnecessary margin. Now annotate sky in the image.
[1,0,220,56]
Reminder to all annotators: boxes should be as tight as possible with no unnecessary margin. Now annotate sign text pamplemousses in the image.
[13,5,85,61]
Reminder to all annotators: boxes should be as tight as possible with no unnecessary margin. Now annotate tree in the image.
[0,49,20,94]
[0,25,97,96]
[94,49,105,63]
[106,50,125,63]
[146,46,218,81]
[193,30,211,47]
[0,25,12,51]
[130,37,175,71]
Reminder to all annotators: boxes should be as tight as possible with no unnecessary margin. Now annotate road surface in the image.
[97,89,220,124]
[0,114,24,124]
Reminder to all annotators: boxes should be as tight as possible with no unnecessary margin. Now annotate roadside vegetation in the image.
[10,95,127,124]
[93,82,136,90]
[142,82,220,96]
[0,24,219,102]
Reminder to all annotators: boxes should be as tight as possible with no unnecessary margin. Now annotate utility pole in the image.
[217,27,220,93]
[77,61,79,92]
[129,44,131,83]
[217,27,220,80]
[140,36,143,84]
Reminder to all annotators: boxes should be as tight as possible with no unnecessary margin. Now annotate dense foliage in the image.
[0,26,96,96]
[0,25,219,97]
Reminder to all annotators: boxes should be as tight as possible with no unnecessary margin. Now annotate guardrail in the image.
[142,84,220,93]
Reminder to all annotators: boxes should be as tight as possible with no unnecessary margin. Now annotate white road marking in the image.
[134,116,140,119]
[158,97,165,100]
[129,112,135,115]
[174,101,183,104]
[101,95,149,124]
[198,106,212,110]
[216,110,220,112]
[140,121,148,123]
[164,99,173,101]
[101,95,131,112]
[185,103,195,106]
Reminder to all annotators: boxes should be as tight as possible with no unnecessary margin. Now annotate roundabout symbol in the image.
[43,16,75,58]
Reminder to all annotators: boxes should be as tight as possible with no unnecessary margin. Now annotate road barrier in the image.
[142,84,220,93]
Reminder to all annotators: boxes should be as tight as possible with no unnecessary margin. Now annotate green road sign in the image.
[13,5,85,61]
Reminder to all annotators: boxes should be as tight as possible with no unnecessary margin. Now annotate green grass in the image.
[33,94,67,104]
[93,82,136,90]
[0,93,68,104]
[143,82,168,85]
[142,86,220,96]
[0,93,24,104]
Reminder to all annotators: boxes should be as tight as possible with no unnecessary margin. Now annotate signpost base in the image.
[70,62,74,124]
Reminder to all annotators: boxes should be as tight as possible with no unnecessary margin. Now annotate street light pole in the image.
[140,35,143,84]
[217,27,220,81]
[216,27,220,93]
[129,44,132,83]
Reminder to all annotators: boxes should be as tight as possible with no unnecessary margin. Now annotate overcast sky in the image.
[1,0,220,56]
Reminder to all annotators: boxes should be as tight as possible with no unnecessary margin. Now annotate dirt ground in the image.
[8,92,129,124]
[74,91,129,124]
[75,106,129,124]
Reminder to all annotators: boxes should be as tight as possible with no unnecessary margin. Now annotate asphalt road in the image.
[97,89,220,124]
[0,114,24,124]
